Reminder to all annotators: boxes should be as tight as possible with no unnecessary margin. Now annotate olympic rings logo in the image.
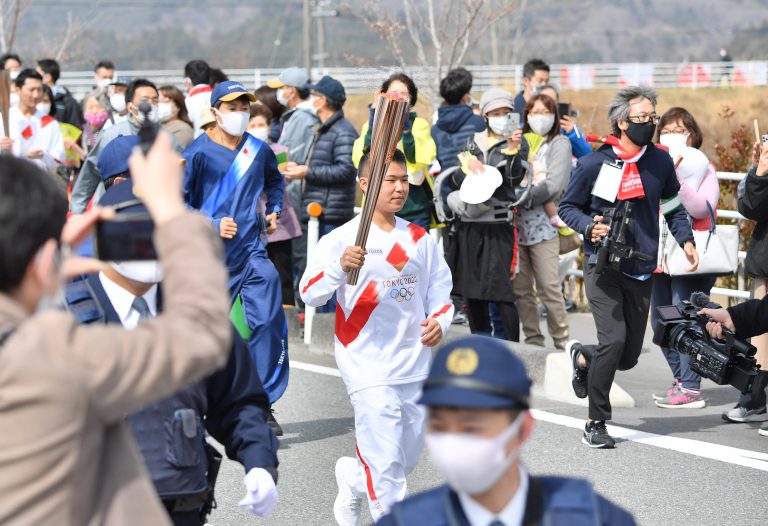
[390,287,415,302]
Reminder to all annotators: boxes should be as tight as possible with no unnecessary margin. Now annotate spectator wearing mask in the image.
[284,75,357,236]
[269,67,318,165]
[650,107,719,410]
[723,138,768,426]
[80,91,111,157]
[248,103,302,307]
[446,88,527,342]
[254,85,286,143]
[183,59,212,137]
[36,58,84,129]
[183,81,288,432]
[431,67,486,171]
[378,336,636,526]
[513,94,571,350]
[66,171,280,524]
[2,53,22,108]
[514,59,550,120]
[353,73,437,231]
[0,69,64,173]
[70,78,180,213]
[536,84,592,159]
[0,133,232,526]
[92,60,114,91]
[159,85,194,149]
[103,76,130,130]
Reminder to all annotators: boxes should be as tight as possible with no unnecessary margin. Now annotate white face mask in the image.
[305,96,320,116]
[426,413,524,496]
[659,133,689,153]
[96,77,112,89]
[276,88,290,107]
[157,101,176,123]
[528,114,555,136]
[10,92,20,107]
[215,109,249,137]
[110,261,164,284]
[488,116,508,136]
[132,103,159,124]
[248,127,270,142]
[9,69,19,80]
[109,93,126,113]
[36,103,51,115]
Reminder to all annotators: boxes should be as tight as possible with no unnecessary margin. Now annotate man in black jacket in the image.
[559,86,697,449]
[717,140,768,429]
[284,75,357,308]
[36,58,84,129]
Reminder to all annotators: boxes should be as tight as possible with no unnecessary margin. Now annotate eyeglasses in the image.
[627,113,660,125]
[529,109,553,116]
[659,127,688,135]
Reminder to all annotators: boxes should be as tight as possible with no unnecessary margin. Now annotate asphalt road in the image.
[208,314,768,526]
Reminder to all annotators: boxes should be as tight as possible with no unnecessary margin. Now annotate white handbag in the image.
[661,203,739,277]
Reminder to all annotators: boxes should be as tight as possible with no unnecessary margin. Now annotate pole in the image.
[303,0,312,79]
[317,13,325,69]
[304,202,323,345]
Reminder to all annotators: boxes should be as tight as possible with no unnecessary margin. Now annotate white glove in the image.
[238,467,278,517]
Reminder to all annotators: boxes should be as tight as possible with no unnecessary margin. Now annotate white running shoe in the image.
[333,457,363,526]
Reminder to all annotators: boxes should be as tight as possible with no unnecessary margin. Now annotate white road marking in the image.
[292,360,768,472]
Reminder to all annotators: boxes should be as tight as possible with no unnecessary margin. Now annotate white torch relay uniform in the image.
[300,215,453,521]
[0,106,64,171]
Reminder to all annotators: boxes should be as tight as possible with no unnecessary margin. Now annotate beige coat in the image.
[0,213,231,526]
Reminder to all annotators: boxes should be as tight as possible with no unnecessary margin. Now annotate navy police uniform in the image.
[66,181,279,526]
[378,336,636,526]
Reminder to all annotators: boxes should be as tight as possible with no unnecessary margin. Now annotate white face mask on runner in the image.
[215,109,250,137]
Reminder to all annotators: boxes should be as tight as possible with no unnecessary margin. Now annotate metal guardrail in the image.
[59,60,768,101]
[564,170,752,302]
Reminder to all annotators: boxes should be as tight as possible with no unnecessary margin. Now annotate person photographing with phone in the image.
[183,81,289,433]
[0,132,233,525]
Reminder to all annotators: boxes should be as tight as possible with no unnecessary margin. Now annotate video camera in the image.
[94,102,160,261]
[653,292,767,394]
[594,201,653,274]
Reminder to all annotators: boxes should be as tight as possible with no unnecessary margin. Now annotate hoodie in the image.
[431,104,486,171]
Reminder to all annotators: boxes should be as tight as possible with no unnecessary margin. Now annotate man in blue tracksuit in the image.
[183,81,288,434]
[558,86,697,449]
[378,335,636,526]
[67,180,280,526]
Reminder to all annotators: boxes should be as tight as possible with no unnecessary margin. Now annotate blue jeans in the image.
[650,273,716,390]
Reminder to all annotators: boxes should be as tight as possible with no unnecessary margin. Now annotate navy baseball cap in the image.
[98,177,144,210]
[419,336,532,410]
[210,80,257,106]
[97,135,140,180]
[305,75,346,106]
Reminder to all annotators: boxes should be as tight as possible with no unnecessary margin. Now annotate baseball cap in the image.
[419,335,532,410]
[305,75,346,106]
[199,105,215,130]
[210,80,257,106]
[109,76,132,87]
[479,88,515,115]
[267,67,309,89]
[97,135,140,180]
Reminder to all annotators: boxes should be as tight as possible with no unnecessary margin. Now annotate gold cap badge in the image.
[446,348,479,376]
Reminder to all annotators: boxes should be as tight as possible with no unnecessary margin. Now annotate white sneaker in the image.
[333,457,363,526]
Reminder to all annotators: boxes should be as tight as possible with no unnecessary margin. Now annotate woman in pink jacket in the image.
[651,107,720,409]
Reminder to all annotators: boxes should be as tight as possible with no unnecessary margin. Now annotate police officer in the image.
[66,173,280,526]
[378,335,636,526]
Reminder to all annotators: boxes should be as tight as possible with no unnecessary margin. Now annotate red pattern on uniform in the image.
[335,281,380,348]
[21,125,32,139]
[407,223,426,244]
[301,271,324,294]
[40,115,56,128]
[386,242,409,272]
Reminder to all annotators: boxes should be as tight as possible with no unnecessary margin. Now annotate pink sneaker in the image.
[655,388,706,409]
[652,380,680,401]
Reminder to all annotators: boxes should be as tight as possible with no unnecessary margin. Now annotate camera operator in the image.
[713,139,768,429]
[558,86,698,449]
[0,132,232,525]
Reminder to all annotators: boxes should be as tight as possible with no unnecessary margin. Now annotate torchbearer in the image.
[299,149,454,525]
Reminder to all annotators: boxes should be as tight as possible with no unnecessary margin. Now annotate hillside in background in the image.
[7,0,768,70]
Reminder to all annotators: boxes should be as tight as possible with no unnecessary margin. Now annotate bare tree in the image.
[0,0,29,54]
[360,0,516,103]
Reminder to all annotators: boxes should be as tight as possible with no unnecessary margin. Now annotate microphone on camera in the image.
[690,291,721,310]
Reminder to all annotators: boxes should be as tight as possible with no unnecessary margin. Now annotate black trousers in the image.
[267,238,295,306]
[581,263,651,421]
[466,299,520,342]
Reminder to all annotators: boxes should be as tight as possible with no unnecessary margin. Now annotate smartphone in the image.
[501,113,520,138]
[557,102,571,119]
[95,209,157,261]
[762,134,768,144]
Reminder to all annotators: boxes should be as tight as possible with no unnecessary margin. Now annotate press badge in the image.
[591,160,623,202]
